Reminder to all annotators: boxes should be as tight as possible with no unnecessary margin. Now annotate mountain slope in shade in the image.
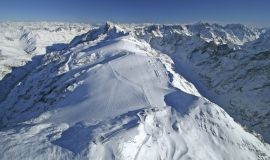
[0,22,91,109]
[134,23,270,143]
[0,23,269,160]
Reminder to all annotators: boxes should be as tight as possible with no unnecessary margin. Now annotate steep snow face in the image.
[0,23,269,160]
[135,23,270,143]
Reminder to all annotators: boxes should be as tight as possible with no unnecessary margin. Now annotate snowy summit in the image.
[0,22,269,160]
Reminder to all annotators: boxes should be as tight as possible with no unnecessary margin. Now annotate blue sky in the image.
[0,0,269,26]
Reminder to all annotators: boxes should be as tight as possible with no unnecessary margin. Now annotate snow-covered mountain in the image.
[0,22,269,159]
[0,22,91,106]
[0,22,91,79]
[133,23,270,143]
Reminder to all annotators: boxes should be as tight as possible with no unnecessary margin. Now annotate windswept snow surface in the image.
[0,22,269,160]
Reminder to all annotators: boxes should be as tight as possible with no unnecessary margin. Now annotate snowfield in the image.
[0,22,269,159]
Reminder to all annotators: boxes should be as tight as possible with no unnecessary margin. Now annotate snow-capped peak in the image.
[69,21,128,47]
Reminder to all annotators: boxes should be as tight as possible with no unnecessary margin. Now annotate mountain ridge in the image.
[0,22,269,159]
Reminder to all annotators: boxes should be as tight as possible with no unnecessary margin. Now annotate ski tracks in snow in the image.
[108,61,152,108]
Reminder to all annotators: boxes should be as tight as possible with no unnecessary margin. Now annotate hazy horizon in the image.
[0,0,269,27]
